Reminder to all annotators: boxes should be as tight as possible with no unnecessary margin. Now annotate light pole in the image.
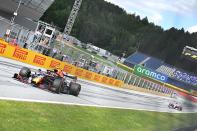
[137,41,141,51]
[7,0,23,41]
[11,0,22,24]
[135,33,142,52]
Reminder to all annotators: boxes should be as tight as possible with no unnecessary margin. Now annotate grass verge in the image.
[54,40,113,66]
[0,100,197,131]
[116,62,134,73]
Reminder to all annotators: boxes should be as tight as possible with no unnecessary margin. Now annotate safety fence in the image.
[0,16,30,47]
[122,73,174,96]
[123,84,171,97]
[0,40,123,87]
[117,62,197,97]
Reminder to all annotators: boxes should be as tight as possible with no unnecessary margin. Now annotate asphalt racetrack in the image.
[0,57,197,113]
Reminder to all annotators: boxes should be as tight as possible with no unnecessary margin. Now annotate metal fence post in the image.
[155,84,159,92]
[150,82,153,90]
[137,77,141,87]
[146,82,150,89]
[127,74,132,84]
[153,83,157,91]
[133,77,137,86]
[123,73,127,82]
[144,81,147,88]
[141,79,145,88]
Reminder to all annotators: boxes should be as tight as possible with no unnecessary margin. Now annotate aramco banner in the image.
[134,65,168,82]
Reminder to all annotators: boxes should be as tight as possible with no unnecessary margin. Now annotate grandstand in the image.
[124,51,197,91]
[156,65,176,76]
[124,52,164,69]
[124,52,147,67]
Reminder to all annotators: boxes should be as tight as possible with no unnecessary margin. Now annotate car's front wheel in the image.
[19,67,31,78]
[69,82,81,96]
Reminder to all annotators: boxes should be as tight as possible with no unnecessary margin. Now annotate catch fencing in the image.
[0,16,30,47]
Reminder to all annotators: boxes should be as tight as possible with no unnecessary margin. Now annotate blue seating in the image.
[144,57,164,70]
[167,78,197,91]
[124,52,148,65]
[124,52,163,69]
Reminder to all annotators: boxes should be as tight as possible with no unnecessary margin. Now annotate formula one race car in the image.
[168,101,183,111]
[13,67,81,96]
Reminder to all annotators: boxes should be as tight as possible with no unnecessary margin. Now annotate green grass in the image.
[75,46,108,61]
[54,41,113,66]
[73,45,115,66]
[116,62,134,73]
[0,100,197,131]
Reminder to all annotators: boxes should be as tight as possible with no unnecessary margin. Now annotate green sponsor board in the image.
[134,65,168,82]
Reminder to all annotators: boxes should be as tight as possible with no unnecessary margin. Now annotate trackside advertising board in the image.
[134,65,168,82]
[0,39,123,87]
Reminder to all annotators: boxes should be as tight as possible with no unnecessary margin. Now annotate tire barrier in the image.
[0,40,123,87]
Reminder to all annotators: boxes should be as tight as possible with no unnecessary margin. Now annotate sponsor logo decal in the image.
[33,55,46,65]
[85,72,93,79]
[134,65,168,82]
[115,81,121,86]
[108,79,115,85]
[102,76,108,83]
[75,69,83,77]
[94,74,101,81]
[0,43,6,54]
[13,48,28,60]
[50,60,60,68]
[63,65,73,73]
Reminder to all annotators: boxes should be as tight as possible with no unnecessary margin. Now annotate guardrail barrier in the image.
[0,40,123,87]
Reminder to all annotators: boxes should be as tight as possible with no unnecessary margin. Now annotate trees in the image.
[41,0,197,73]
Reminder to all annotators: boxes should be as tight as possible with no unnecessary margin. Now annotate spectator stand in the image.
[124,51,197,93]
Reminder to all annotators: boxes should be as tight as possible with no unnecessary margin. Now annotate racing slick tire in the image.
[52,78,64,94]
[69,82,81,96]
[13,73,18,79]
[61,82,69,94]
[19,67,31,78]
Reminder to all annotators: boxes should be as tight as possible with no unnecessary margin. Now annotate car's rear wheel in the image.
[13,73,18,79]
[61,82,69,94]
[69,82,81,96]
[19,67,31,78]
[52,78,64,94]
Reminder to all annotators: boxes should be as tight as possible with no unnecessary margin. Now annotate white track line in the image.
[0,96,189,114]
